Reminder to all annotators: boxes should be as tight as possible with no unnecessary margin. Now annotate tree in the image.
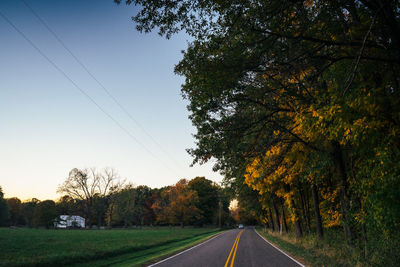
[188,177,219,225]
[150,187,170,225]
[21,198,40,227]
[155,179,202,227]
[57,168,123,227]
[106,184,136,227]
[33,200,56,228]
[7,197,22,226]
[0,187,9,226]
[141,190,157,225]
[132,185,152,226]
[56,195,78,216]
[118,0,400,263]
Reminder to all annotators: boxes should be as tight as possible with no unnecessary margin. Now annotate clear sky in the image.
[0,0,222,201]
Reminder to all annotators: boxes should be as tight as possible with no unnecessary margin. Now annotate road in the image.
[149,227,304,267]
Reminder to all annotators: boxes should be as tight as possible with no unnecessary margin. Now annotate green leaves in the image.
[121,0,400,262]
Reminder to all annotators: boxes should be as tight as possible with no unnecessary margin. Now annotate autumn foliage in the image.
[117,0,400,264]
[152,179,201,227]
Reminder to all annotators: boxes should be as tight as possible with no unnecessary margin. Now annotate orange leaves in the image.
[266,145,282,157]
[153,179,202,226]
[304,0,314,8]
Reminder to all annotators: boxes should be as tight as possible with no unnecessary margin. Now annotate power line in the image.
[21,0,186,171]
[0,9,181,177]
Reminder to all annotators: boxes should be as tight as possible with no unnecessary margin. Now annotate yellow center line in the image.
[224,230,243,267]
[230,231,243,267]
[224,233,239,267]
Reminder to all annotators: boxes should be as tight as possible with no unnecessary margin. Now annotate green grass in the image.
[256,227,368,267]
[0,227,221,267]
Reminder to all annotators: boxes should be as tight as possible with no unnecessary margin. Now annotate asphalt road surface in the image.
[149,227,304,267]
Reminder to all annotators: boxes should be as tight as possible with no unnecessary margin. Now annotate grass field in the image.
[0,227,221,267]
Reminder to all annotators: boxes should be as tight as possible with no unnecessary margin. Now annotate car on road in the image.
[238,224,244,229]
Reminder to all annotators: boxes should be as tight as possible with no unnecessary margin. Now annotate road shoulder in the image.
[255,228,308,267]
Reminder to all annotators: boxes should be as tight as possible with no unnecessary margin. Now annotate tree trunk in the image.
[294,218,303,238]
[299,186,311,233]
[268,208,275,231]
[280,199,288,233]
[272,200,280,232]
[304,186,312,234]
[263,209,270,229]
[332,141,353,244]
[312,183,324,238]
[362,223,368,258]
[290,199,303,238]
[87,198,92,228]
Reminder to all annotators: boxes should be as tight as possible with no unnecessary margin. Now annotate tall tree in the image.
[188,177,219,225]
[21,198,40,227]
[33,200,56,228]
[156,179,202,227]
[57,168,123,227]
[107,184,136,227]
[7,197,22,226]
[132,185,152,226]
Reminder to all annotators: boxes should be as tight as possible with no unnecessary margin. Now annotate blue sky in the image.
[0,0,222,200]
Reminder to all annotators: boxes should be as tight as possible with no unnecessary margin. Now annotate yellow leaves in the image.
[286,67,314,84]
[323,209,341,228]
[320,188,339,203]
[354,209,367,224]
[327,104,342,117]
[244,157,261,186]
[319,187,342,228]
[275,165,286,177]
[299,69,312,80]
[353,118,366,127]
[390,127,400,137]
[309,104,342,122]
[315,113,323,120]
[266,145,282,157]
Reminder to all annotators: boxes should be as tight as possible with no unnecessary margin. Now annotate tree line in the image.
[114,0,400,265]
[0,169,232,228]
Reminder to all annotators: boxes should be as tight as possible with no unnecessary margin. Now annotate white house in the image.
[54,215,85,229]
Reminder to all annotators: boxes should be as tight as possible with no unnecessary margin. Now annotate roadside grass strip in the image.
[224,230,243,267]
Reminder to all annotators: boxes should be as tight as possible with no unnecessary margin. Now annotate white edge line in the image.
[254,229,306,267]
[147,231,225,267]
